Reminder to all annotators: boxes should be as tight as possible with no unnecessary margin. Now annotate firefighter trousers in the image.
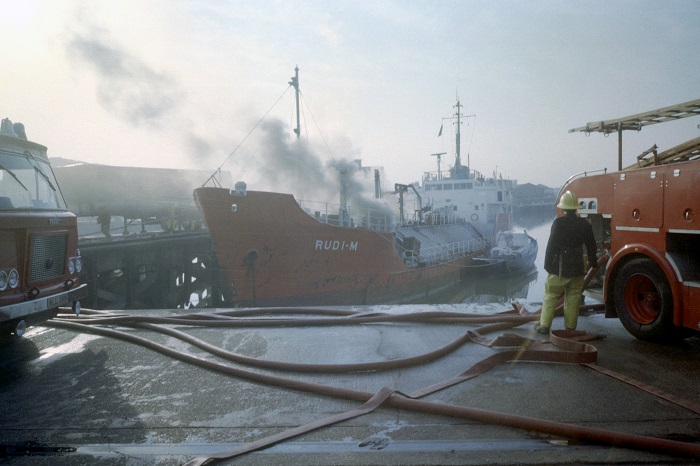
[539,273,585,330]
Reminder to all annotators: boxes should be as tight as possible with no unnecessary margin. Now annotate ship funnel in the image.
[13,122,27,140]
[231,181,247,197]
[339,168,347,209]
[0,118,18,138]
[338,168,351,227]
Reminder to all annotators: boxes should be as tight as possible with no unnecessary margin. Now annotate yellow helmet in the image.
[557,190,579,210]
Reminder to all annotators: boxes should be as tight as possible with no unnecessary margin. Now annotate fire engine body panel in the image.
[0,118,86,336]
[564,100,700,341]
[563,154,700,341]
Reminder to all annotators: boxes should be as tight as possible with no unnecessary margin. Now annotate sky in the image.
[2,0,699,194]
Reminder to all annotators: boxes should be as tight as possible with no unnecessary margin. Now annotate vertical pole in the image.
[617,123,623,171]
[374,169,381,199]
[183,242,192,308]
[124,253,133,309]
[155,246,165,308]
[454,100,462,172]
[290,66,301,139]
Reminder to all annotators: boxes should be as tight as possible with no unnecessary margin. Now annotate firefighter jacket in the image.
[544,211,597,278]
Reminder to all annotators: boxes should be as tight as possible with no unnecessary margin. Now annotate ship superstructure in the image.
[420,100,515,241]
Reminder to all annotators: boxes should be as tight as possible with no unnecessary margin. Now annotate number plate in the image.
[47,294,70,307]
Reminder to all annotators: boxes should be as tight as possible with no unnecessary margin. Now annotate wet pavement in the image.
[0,303,699,465]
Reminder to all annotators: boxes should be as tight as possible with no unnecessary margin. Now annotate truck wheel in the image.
[614,258,676,342]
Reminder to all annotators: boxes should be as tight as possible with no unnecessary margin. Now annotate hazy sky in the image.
[2,0,698,190]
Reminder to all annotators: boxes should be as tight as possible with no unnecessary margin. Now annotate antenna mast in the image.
[454,99,462,171]
[289,66,301,139]
[448,98,475,179]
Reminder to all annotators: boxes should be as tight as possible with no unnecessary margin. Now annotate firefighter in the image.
[536,190,597,333]
[97,213,111,238]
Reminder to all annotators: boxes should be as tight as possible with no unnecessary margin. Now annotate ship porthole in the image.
[471,213,479,222]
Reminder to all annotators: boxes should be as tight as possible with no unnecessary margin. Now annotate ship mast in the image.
[455,99,462,172]
[449,98,476,180]
[289,65,301,139]
[452,99,470,179]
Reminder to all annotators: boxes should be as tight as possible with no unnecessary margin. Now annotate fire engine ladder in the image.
[569,98,700,170]
[626,137,700,170]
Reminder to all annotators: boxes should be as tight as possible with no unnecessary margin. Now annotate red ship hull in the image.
[194,187,486,307]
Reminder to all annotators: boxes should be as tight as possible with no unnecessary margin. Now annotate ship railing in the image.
[298,199,392,231]
[513,197,556,207]
[425,212,471,226]
[423,171,444,182]
[422,170,516,189]
[427,212,502,228]
[416,238,487,266]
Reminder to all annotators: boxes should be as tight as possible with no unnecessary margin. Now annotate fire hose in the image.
[43,254,700,464]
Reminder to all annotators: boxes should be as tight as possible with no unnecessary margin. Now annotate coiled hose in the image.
[43,255,700,464]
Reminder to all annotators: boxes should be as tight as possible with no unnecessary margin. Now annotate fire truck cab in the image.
[0,117,87,337]
[563,100,700,342]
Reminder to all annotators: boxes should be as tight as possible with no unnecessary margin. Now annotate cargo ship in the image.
[194,183,488,307]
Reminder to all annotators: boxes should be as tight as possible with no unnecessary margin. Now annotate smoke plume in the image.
[248,118,395,226]
[62,20,396,224]
[65,33,180,129]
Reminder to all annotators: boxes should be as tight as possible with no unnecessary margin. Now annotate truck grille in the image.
[30,235,67,283]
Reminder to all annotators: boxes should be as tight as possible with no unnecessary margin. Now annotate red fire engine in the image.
[562,100,700,341]
[0,117,87,337]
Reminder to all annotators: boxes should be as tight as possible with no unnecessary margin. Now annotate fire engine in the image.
[562,99,700,341]
[0,117,87,337]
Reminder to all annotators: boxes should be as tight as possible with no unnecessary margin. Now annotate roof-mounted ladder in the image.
[569,99,700,171]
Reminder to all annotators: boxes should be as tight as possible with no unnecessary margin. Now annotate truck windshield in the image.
[0,152,67,210]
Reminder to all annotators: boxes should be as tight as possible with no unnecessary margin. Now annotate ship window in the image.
[455,183,467,190]
[436,185,443,190]
[498,191,503,202]
[443,183,453,190]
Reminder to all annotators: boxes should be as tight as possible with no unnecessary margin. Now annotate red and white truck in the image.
[0,117,87,337]
[562,103,700,342]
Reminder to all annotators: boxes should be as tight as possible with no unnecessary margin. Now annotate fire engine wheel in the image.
[614,258,675,342]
